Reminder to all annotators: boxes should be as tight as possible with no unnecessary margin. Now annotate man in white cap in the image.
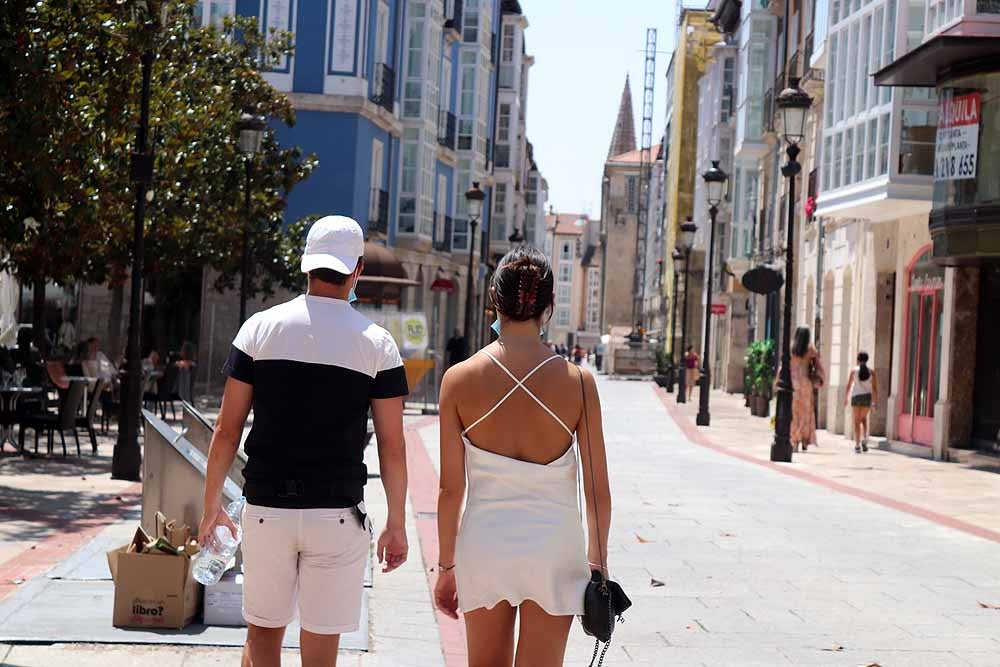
[199,215,409,666]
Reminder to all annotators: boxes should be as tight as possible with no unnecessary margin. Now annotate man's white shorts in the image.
[241,502,371,634]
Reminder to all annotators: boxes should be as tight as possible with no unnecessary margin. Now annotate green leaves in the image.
[0,0,314,297]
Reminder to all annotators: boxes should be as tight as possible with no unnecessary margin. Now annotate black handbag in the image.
[577,368,632,666]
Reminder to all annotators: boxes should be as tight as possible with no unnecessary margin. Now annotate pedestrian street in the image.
[408,376,1000,666]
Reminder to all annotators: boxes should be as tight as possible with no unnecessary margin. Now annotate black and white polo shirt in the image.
[224,294,408,509]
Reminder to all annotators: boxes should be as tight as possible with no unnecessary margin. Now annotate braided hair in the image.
[490,246,555,322]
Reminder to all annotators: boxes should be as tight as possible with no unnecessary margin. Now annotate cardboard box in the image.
[106,526,202,630]
[203,571,246,627]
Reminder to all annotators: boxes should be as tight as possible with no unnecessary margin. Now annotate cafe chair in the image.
[18,380,86,456]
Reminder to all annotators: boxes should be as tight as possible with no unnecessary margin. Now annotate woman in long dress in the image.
[789,326,825,451]
[434,246,612,666]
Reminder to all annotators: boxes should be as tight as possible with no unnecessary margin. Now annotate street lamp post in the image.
[770,78,812,463]
[463,182,484,349]
[112,2,169,482]
[665,247,683,393]
[236,111,266,325]
[676,220,697,405]
[696,161,728,427]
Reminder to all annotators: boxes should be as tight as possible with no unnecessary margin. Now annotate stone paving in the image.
[410,376,1000,665]
[4,379,1000,665]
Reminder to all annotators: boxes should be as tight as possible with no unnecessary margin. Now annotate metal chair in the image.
[18,379,87,456]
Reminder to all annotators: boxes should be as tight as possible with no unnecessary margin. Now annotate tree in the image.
[0,0,316,352]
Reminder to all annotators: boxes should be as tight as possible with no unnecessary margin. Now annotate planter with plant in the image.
[653,346,672,387]
[745,339,776,417]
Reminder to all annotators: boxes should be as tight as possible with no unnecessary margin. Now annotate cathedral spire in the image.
[607,75,637,159]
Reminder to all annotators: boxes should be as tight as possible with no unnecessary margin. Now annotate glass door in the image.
[898,248,944,446]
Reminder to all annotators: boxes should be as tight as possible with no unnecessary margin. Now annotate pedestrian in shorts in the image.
[200,215,409,666]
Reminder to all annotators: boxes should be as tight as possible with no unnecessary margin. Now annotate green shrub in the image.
[745,339,776,397]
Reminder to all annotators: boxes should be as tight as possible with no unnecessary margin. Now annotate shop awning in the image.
[874,35,1000,88]
[356,242,417,306]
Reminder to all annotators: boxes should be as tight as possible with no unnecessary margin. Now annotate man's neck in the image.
[307,279,352,301]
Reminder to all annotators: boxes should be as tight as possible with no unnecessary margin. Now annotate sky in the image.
[524,1,683,218]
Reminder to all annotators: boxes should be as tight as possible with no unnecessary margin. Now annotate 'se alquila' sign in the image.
[935,92,981,181]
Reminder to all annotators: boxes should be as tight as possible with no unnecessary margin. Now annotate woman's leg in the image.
[465,603,517,667]
[514,601,574,667]
[860,406,871,449]
[851,406,863,449]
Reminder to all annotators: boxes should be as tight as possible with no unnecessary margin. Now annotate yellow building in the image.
[661,10,723,353]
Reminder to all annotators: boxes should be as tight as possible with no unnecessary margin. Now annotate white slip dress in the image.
[454,351,591,615]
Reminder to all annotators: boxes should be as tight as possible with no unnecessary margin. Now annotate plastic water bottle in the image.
[193,497,245,585]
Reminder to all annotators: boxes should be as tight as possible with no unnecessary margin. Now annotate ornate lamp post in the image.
[112,0,170,482]
[665,247,683,393]
[770,78,812,463]
[696,161,728,427]
[676,220,697,405]
[463,182,484,348]
[236,111,266,324]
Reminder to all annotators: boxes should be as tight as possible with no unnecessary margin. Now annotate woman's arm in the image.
[577,367,611,573]
[435,367,467,618]
[813,348,826,386]
[844,370,855,405]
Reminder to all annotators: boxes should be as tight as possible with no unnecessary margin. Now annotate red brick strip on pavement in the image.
[655,386,1000,545]
[404,417,468,667]
[0,482,142,603]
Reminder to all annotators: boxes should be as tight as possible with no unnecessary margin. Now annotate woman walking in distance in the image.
[683,346,700,401]
[845,352,878,453]
[787,326,825,452]
[434,246,612,666]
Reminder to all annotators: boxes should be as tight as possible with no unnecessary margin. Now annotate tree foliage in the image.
[0,0,316,298]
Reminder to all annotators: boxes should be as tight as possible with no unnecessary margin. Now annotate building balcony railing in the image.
[438,110,457,150]
[434,216,453,252]
[369,188,389,236]
[494,143,510,169]
[370,63,395,113]
[444,0,463,31]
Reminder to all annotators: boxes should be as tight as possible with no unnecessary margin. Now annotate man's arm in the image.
[198,377,252,543]
[371,396,408,572]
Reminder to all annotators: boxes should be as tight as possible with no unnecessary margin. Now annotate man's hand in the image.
[198,502,237,547]
[377,524,408,573]
[434,569,459,619]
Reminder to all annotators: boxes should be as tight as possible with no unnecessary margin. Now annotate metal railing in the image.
[438,110,457,150]
[434,216,453,252]
[369,189,389,235]
[370,63,395,113]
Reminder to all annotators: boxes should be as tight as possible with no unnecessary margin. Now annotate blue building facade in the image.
[199,0,545,350]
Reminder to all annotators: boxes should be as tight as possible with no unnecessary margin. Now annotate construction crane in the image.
[632,28,657,327]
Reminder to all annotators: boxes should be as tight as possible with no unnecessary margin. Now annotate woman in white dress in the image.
[434,246,612,666]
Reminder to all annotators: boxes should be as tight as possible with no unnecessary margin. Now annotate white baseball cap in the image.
[300,215,365,274]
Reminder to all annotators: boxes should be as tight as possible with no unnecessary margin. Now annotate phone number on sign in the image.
[936,153,977,180]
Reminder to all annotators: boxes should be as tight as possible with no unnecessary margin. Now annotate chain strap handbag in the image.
[577,368,632,666]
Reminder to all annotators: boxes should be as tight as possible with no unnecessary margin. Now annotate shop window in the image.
[899,109,937,176]
[933,73,1000,209]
